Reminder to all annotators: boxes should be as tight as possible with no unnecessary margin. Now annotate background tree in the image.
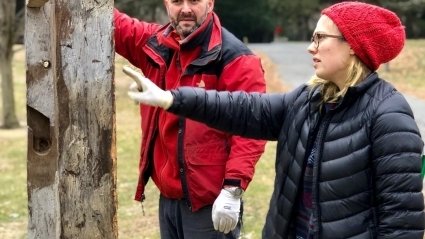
[0,0,24,129]
[114,0,277,43]
[267,0,425,40]
[380,0,425,38]
[268,0,320,41]
[115,0,167,23]
[114,0,425,42]
[215,0,275,43]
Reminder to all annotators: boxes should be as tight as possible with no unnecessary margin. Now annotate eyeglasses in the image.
[310,33,345,49]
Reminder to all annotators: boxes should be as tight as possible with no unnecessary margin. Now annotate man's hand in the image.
[123,66,173,109]
[212,189,241,234]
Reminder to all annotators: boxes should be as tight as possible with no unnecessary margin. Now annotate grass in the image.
[0,39,424,239]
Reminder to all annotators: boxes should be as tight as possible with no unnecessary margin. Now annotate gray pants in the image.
[159,195,242,239]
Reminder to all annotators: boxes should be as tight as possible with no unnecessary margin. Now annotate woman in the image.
[125,2,424,238]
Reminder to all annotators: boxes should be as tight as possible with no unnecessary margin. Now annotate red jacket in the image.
[114,9,266,211]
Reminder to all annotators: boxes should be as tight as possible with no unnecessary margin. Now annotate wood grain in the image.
[26,1,117,238]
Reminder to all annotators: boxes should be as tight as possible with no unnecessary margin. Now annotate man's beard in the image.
[172,22,200,38]
[171,12,207,38]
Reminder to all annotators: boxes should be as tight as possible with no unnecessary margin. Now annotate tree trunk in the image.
[26,0,117,238]
[0,0,20,128]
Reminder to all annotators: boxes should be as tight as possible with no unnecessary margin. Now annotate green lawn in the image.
[1,39,424,238]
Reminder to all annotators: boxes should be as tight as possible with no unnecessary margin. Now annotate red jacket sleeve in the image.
[114,8,162,67]
[220,54,267,190]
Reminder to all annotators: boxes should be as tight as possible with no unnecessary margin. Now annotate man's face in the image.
[164,0,214,38]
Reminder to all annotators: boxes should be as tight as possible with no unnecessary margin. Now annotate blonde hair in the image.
[307,57,370,104]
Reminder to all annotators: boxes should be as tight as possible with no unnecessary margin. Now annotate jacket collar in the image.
[157,12,222,51]
[339,72,379,107]
[346,72,379,96]
[309,72,380,112]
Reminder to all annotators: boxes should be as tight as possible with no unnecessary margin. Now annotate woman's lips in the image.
[312,57,320,67]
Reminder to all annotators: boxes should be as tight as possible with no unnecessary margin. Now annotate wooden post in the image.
[25,0,117,238]
[26,0,49,8]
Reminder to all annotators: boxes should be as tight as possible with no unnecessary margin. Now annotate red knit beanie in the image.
[322,1,405,71]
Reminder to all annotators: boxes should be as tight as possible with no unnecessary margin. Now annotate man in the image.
[114,0,266,238]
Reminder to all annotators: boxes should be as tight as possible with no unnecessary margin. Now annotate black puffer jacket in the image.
[169,73,424,239]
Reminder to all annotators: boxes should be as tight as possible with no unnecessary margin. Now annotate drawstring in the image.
[141,201,145,216]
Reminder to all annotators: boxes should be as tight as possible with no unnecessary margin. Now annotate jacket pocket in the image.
[184,143,229,205]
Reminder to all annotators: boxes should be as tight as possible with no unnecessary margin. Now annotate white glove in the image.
[212,189,241,234]
[123,66,173,109]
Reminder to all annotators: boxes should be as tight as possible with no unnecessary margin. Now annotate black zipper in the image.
[312,113,332,239]
[177,117,192,210]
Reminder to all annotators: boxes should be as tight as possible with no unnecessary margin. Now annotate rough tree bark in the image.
[26,0,117,238]
[0,0,20,128]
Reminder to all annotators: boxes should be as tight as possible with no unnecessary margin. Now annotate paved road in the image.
[248,42,425,152]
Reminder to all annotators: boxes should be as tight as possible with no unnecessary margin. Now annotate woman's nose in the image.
[307,42,317,54]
